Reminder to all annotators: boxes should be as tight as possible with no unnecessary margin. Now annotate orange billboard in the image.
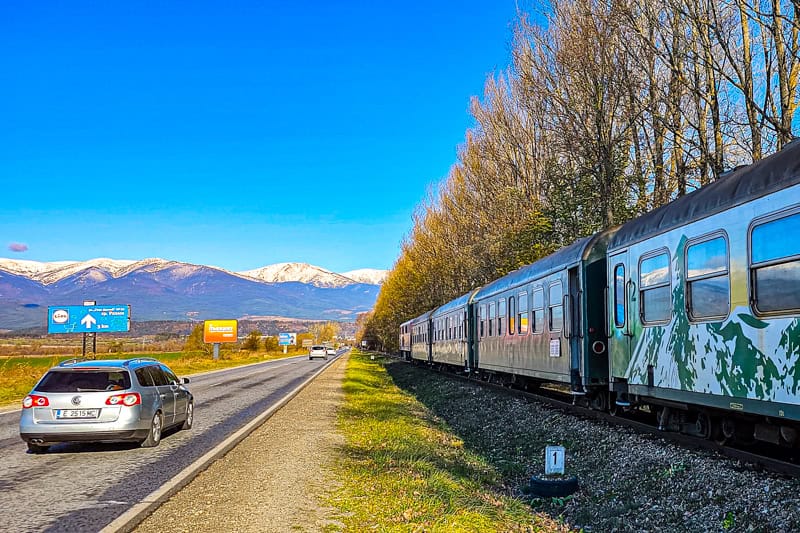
[203,319,238,343]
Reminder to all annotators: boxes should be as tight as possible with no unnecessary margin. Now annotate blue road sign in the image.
[47,305,131,334]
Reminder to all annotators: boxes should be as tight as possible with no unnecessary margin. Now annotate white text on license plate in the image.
[55,409,100,419]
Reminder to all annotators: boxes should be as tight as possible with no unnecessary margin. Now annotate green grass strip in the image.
[328,352,564,532]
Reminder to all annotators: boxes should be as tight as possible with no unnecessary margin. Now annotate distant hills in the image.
[0,258,388,332]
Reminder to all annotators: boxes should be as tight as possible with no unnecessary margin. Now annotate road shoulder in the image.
[134,354,348,532]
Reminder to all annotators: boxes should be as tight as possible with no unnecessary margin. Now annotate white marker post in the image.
[544,445,566,475]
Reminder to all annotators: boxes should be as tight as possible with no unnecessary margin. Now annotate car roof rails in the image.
[58,356,96,367]
[122,357,159,367]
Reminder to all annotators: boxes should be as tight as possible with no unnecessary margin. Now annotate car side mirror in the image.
[183,377,190,384]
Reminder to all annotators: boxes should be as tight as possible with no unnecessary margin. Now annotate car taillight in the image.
[106,393,141,406]
[22,395,49,408]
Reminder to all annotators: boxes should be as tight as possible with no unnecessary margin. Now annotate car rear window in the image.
[312,346,325,350]
[36,370,132,392]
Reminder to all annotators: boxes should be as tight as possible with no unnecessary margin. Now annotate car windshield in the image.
[35,370,132,392]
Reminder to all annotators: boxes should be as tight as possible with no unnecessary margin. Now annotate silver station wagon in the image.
[19,357,194,453]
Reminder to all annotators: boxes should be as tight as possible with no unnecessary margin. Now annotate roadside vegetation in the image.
[328,351,568,532]
[0,321,346,407]
[0,342,308,407]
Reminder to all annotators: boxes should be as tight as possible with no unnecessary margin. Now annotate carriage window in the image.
[549,283,563,331]
[488,302,496,336]
[518,292,529,334]
[532,288,544,334]
[614,264,625,327]
[751,212,800,314]
[498,298,506,336]
[640,252,671,324]
[687,235,730,320]
[479,305,486,337]
[508,296,516,335]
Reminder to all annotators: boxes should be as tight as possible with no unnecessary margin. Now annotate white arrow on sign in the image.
[81,314,97,329]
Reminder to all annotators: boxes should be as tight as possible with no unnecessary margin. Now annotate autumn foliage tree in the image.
[364,0,799,351]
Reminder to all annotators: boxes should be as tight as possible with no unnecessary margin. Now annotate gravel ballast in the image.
[386,361,800,532]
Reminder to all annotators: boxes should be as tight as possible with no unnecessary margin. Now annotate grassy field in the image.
[0,349,301,407]
[328,351,568,532]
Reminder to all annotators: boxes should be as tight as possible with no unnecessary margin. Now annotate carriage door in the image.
[607,251,632,384]
[568,267,582,391]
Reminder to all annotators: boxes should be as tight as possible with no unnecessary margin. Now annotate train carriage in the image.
[471,230,615,403]
[409,310,434,364]
[399,319,412,361]
[430,290,480,369]
[607,139,800,443]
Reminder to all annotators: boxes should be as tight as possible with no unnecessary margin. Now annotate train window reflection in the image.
[518,292,529,334]
[532,288,544,334]
[686,235,729,320]
[508,296,516,335]
[639,251,671,324]
[614,264,625,328]
[752,212,800,314]
[549,283,563,331]
[752,212,800,264]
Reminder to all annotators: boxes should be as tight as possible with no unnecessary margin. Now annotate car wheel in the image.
[140,412,163,448]
[181,401,194,430]
[27,442,49,454]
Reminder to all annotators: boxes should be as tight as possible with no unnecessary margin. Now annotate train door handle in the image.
[625,279,636,337]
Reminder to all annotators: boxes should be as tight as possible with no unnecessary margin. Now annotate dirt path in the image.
[134,354,347,532]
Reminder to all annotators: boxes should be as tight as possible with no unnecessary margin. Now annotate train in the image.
[399,138,800,447]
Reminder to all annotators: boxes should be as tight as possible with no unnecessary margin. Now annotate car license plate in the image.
[55,409,100,419]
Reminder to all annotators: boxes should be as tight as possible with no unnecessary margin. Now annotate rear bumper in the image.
[21,429,149,444]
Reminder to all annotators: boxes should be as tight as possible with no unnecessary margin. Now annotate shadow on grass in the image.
[383,360,550,485]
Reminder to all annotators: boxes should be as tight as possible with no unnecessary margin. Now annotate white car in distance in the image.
[308,345,327,360]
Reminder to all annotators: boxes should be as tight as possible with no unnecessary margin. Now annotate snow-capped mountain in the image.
[0,258,136,285]
[0,257,389,331]
[341,269,389,285]
[0,258,388,288]
[238,262,356,288]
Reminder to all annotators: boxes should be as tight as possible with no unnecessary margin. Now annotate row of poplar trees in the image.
[363,0,799,352]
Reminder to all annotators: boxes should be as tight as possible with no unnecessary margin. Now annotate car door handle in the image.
[160,394,166,399]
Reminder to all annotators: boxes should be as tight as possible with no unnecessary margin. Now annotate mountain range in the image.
[0,258,388,332]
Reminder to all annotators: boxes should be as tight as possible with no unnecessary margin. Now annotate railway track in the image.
[415,360,800,479]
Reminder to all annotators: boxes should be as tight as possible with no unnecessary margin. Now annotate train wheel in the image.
[695,412,712,439]
[590,392,608,412]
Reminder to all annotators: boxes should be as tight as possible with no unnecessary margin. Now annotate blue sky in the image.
[1,1,518,273]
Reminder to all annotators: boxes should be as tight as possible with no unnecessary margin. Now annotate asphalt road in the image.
[0,354,338,532]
